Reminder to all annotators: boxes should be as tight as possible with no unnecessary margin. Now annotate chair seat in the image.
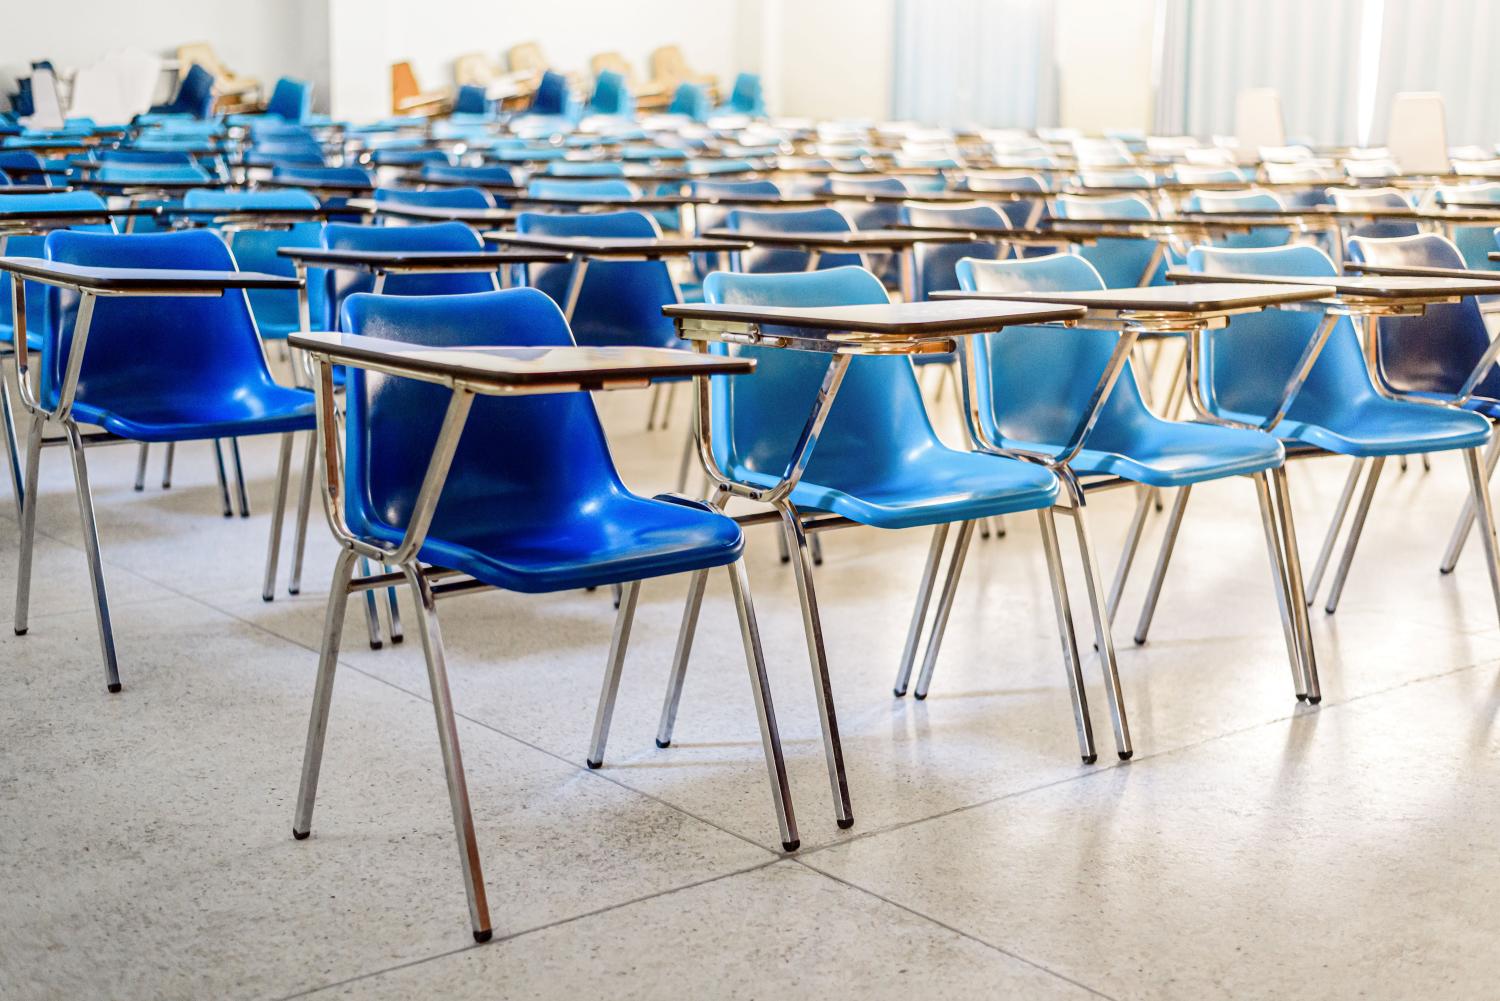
[1392,389,1500,422]
[727,445,1059,530]
[365,492,744,594]
[69,382,316,442]
[1219,396,1492,456]
[1010,419,1284,488]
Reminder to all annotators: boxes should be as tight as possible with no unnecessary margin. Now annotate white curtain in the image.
[892,0,1058,128]
[1163,0,1366,144]
[1370,0,1500,146]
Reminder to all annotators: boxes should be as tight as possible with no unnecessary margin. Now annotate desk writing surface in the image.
[288,332,754,387]
[483,233,750,256]
[0,205,159,222]
[664,299,1086,336]
[931,282,1334,313]
[343,200,517,224]
[1166,270,1500,298]
[1349,262,1500,282]
[700,227,972,247]
[278,247,569,267]
[0,257,300,292]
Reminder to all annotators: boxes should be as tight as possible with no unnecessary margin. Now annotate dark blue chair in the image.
[420,163,517,189]
[148,64,216,119]
[1328,186,1418,240]
[718,74,766,117]
[291,287,800,943]
[526,178,637,200]
[687,178,780,281]
[589,70,635,117]
[1435,183,1500,271]
[668,83,713,123]
[542,161,628,178]
[322,221,497,320]
[452,85,493,117]
[11,229,317,690]
[266,77,313,122]
[0,151,60,186]
[373,185,495,210]
[720,206,862,273]
[528,70,579,120]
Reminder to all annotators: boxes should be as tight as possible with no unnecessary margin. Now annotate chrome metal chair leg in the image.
[1464,446,1500,630]
[402,562,493,943]
[587,580,641,768]
[1398,455,1408,473]
[777,499,853,828]
[892,523,950,697]
[978,517,991,540]
[1440,433,1500,573]
[675,426,695,494]
[0,368,21,522]
[1037,508,1096,763]
[1272,466,1321,702]
[661,381,677,430]
[261,433,295,601]
[724,557,800,850]
[656,568,709,748]
[160,442,175,489]
[993,515,1006,538]
[1422,453,1431,473]
[776,527,790,563]
[293,547,358,840]
[912,520,976,700]
[13,416,44,636]
[810,532,824,566]
[384,573,404,644]
[288,430,316,595]
[1254,471,1307,700]
[230,438,250,518]
[212,438,233,517]
[1134,485,1192,646]
[1325,456,1385,614]
[358,556,384,649]
[1305,458,1366,607]
[646,383,662,431]
[133,443,149,491]
[1065,483,1133,760]
[65,424,119,693]
[1106,485,1154,621]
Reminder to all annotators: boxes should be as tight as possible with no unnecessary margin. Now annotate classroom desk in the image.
[343,200,519,227]
[258,177,378,199]
[700,226,974,299]
[163,205,338,229]
[480,233,749,321]
[0,184,75,196]
[0,205,160,237]
[933,280,1332,699]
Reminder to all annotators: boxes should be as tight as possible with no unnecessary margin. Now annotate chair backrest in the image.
[339,287,631,552]
[230,221,328,336]
[957,253,1151,450]
[669,83,713,123]
[373,186,495,210]
[452,85,492,117]
[1435,183,1500,270]
[1053,193,1162,287]
[543,160,627,178]
[272,164,374,187]
[0,191,112,343]
[722,206,860,273]
[590,71,635,117]
[515,210,680,349]
[40,228,277,412]
[1187,243,1378,424]
[1189,187,1293,248]
[100,149,196,167]
[530,71,573,117]
[1328,185,1418,239]
[94,162,210,184]
[703,266,947,486]
[422,163,516,188]
[526,178,638,200]
[267,77,312,122]
[322,221,494,320]
[181,186,318,214]
[900,202,1003,300]
[1347,232,1499,400]
[724,73,765,116]
[174,64,216,118]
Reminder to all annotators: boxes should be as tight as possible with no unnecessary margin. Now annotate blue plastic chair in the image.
[1053,193,1166,287]
[688,178,781,280]
[12,229,317,690]
[421,163,516,188]
[720,206,861,273]
[526,178,637,200]
[1185,242,1500,625]
[542,161,627,178]
[1436,183,1500,271]
[322,222,496,319]
[266,78,313,122]
[719,74,766,117]
[1327,187,1417,240]
[148,64,215,119]
[291,286,799,943]
[589,70,635,117]
[0,192,114,351]
[1189,189,1293,249]
[659,266,1092,825]
[668,83,713,123]
[272,164,373,188]
[452,85,493,117]
[373,186,495,210]
[896,202,1005,370]
[0,151,59,186]
[950,253,1300,715]
[528,71,579,120]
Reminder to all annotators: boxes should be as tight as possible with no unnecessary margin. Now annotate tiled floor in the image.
[4,389,1500,1000]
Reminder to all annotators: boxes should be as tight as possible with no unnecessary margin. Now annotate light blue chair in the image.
[1052,193,1166,287]
[720,206,862,273]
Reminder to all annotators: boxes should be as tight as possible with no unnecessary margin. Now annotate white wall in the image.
[0,0,330,113]
[1055,0,1157,133]
[770,0,895,121]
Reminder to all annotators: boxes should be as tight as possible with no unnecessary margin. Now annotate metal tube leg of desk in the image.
[359,556,384,649]
[161,442,175,489]
[212,439,233,517]
[893,522,950,697]
[384,571,404,643]
[133,443,149,491]
[14,416,45,636]
[725,556,800,850]
[661,382,677,431]
[230,438,250,518]
[1440,432,1500,573]
[261,432,295,602]
[1106,485,1154,622]
[1038,507,1096,763]
[293,547,358,840]
[776,527,790,563]
[810,532,824,566]
[561,259,591,325]
[646,383,662,431]
[777,499,853,828]
[0,364,22,521]
[1325,456,1385,615]
[1066,486,1132,760]
[1464,446,1500,630]
[1134,485,1192,646]
[657,568,709,748]
[1272,465,1320,702]
[675,426,695,494]
[66,424,119,693]
[1254,471,1307,700]
[587,580,641,769]
[288,430,317,595]
[404,562,493,943]
[913,519,976,701]
[1305,458,1366,606]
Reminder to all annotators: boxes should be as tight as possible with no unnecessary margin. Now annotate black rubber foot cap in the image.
[369,640,383,650]
[1307,695,1322,705]
[473,928,493,944]
[892,688,906,698]
[782,839,800,852]
[586,759,602,770]
[1118,750,1134,761]
[287,587,300,596]
[1296,693,1307,702]
[1082,754,1098,765]
[14,627,26,636]
[1439,567,1454,575]
[262,595,274,603]
[655,738,670,749]
[779,555,791,564]
[836,817,854,830]
[1133,637,1147,647]
[390,635,404,645]
[107,683,122,694]
[913,691,927,701]
[133,485,144,492]
[292,829,310,841]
